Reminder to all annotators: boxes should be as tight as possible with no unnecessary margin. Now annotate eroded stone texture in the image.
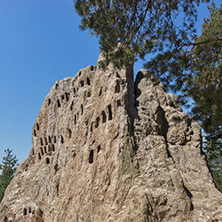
[0,60,222,222]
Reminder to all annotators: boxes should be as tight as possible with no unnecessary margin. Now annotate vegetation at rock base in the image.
[0,149,18,202]
[74,0,222,191]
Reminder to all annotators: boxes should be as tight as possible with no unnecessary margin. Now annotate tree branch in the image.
[183,38,222,47]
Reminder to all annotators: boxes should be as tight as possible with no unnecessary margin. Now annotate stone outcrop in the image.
[0,57,222,222]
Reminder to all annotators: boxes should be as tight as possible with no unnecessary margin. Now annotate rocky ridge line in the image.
[0,58,222,222]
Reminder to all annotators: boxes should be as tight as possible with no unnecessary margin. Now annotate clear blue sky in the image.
[0,0,220,164]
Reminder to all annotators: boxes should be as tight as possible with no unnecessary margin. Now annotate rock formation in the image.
[0,57,222,222]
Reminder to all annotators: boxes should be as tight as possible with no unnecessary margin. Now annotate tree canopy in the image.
[74,0,209,68]
[0,149,18,202]
[145,3,222,135]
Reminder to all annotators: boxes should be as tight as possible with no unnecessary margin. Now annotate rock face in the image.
[1,58,222,222]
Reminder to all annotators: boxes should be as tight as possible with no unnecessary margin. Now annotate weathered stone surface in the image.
[0,59,222,222]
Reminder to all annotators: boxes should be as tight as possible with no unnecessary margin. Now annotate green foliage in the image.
[204,136,222,192]
[145,3,222,136]
[0,149,18,202]
[74,0,208,68]
[189,4,222,134]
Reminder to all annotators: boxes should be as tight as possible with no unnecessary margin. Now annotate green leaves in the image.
[0,149,18,202]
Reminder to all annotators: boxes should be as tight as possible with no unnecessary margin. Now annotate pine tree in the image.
[74,0,209,69]
[145,3,222,135]
[0,149,18,202]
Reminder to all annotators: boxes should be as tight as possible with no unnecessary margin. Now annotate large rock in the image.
[0,59,222,222]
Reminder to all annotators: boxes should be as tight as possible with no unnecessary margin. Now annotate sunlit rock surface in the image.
[1,58,222,222]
